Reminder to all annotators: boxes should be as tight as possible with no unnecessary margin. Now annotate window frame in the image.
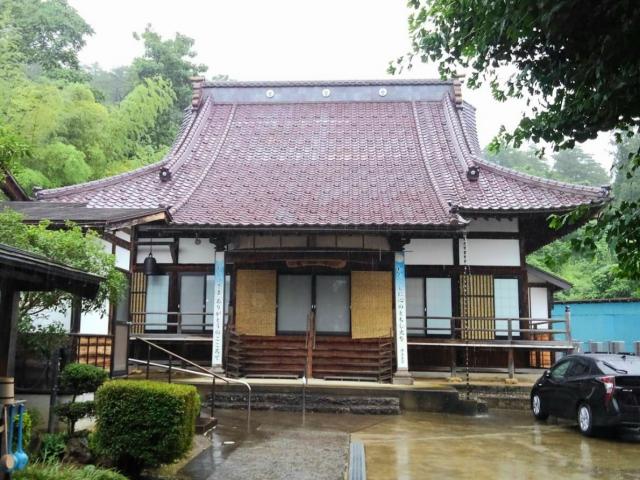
[493,276,521,339]
[178,272,209,333]
[144,273,171,333]
[406,276,453,338]
[276,273,351,336]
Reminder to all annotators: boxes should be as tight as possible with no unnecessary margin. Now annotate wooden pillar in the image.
[0,284,18,480]
[0,283,20,379]
[507,348,515,379]
[70,296,82,333]
[211,247,225,372]
[450,347,457,378]
[392,252,413,385]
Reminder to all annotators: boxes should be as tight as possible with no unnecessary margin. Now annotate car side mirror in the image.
[543,370,551,378]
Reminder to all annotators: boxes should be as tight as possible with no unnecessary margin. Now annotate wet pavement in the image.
[353,410,640,480]
[176,408,640,480]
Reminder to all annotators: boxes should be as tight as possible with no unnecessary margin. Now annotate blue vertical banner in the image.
[394,252,409,370]
[211,251,225,369]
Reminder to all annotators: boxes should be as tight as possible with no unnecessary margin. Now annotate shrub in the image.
[38,433,67,463]
[14,462,126,480]
[55,401,95,435]
[59,363,109,400]
[57,363,107,434]
[94,380,200,476]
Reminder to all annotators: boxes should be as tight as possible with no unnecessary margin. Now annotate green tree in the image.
[131,25,207,110]
[130,25,207,146]
[0,124,29,172]
[105,76,175,167]
[88,64,134,104]
[483,144,550,177]
[397,0,640,279]
[1,0,93,76]
[612,135,640,204]
[551,147,609,186]
[0,209,126,319]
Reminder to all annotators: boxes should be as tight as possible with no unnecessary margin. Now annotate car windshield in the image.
[596,355,640,375]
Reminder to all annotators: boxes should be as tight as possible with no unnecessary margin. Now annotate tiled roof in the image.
[36,79,608,228]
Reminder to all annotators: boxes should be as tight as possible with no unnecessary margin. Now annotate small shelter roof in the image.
[0,243,102,298]
[0,202,170,229]
[527,264,572,292]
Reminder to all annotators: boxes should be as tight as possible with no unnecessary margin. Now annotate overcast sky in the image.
[69,0,613,170]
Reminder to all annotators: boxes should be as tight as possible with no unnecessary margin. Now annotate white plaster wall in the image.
[136,238,173,264]
[459,238,520,266]
[115,230,131,242]
[466,218,519,232]
[80,301,110,335]
[179,237,216,264]
[405,239,454,265]
[115,245,130,270]
[529,286,550,319]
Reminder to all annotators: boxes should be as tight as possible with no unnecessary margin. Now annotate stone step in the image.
[208,391,401,415]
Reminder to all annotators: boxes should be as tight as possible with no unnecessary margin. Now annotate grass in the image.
[13,462,127,480]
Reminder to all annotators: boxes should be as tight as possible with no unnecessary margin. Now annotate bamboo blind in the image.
[460,274,495,340]
[235,269,277,336]
[130,271,146,334]
[74,335,112,370]
[351,271,393,339]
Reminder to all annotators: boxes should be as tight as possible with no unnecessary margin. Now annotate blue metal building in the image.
[552,299,640,353]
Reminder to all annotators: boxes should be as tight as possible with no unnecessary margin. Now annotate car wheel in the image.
[531,394,549,420]
[577,403,595,436]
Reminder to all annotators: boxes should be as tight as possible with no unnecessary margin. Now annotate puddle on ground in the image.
[156,408,640,480]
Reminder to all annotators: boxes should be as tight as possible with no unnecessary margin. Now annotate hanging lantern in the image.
[143,241,159,275]
[143,253,159,275]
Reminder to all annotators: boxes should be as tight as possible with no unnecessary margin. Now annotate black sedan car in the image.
[531,353,640,435]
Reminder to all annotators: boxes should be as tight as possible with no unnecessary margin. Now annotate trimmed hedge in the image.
[94,380,200,474]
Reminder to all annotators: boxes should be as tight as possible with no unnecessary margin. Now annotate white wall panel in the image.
[115,230,131,242]
[467,218,519,232]
[136,238,173,264]
[529,287,550,319]
[179,238,216,264]
[115,245,130,270]
[459,239,520,266]
[405,239,453,265]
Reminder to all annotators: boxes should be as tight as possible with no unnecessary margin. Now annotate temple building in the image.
[25,79,608,382]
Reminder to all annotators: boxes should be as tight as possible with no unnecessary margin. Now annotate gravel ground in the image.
[176,409,378,480]
[206,427,348,480]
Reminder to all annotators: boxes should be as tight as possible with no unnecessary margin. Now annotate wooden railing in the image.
[406,315,572,378]
[406,316,571,345]
[69,334,113,370]
[129,311,229,335]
